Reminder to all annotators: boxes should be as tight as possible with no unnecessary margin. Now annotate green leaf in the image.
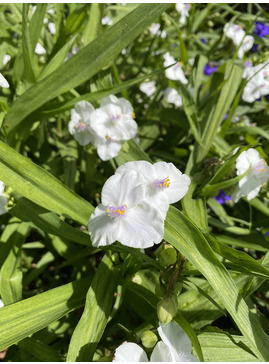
[0,140,93,225]
[165,206,269,361]
[66,254,120,361]
[18,338,62,362]
[3,3,171,141]
[0,278,91,351]
[0,222,29,305]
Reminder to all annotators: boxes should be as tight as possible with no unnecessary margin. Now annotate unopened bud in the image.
[159,247,177,267]
[141,330,158,349]
[157,296,178,324]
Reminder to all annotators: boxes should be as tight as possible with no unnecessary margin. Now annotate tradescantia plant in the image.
[0,2,269,363]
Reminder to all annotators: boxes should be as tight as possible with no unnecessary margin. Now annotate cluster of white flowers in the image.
[176,3,191,25]
[242,61,269,102]
[163,52,188,83]
[0,181,8,216]
[223,23,254,59]
[233,148,269,202]
[113,321,199,362]
[68,96,138,161]
[88,160,190,248]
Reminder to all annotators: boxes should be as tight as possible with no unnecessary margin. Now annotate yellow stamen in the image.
[132,112,135,119]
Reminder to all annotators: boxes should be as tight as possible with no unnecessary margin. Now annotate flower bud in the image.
[141,330,158,349]
[157,296,178,324]
[159,247,177,267]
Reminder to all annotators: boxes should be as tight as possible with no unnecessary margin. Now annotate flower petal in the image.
[113,342,148,362]
[0,73,9,88]
[157,322,193,360]
[150,341,173,362]
[101,170,145,207]
[75,101,95,122]
[88,204,121,247]
[96,140,122,161]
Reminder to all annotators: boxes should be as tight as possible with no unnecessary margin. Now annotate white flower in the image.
[3,54,11,65]
[232,148,269,202]
[116,161,191,218]
[163,52,188,84]
[0,73,9,88]
[88,170,164,248]
[139,81,156,97]
[149,23,166,38]
[48,22,56,34]
[176,3,191,24]
[68,101,95,146]
[89,95,138,160]
[0,181,8,216]
[223,23,254,59]
[242,62,269,102]
[113,321,199,362]
[35,42,46,55]
[0,299,4,308]
[163,87,182,107]
[102,16,112,26]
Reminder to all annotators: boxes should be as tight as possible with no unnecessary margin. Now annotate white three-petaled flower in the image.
[113,321,199,362]
[88,170,164,248]
[68,101,95,146]
[163,87,182,107]
[232,148,269,202]
[139,81,156,97]
[242,62,269,102]
[116,161,190,218]
[223,23,254,59]
[175,3,191,25]
[163,52,188,84]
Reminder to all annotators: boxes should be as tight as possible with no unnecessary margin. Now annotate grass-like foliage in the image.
[0,3,269,362]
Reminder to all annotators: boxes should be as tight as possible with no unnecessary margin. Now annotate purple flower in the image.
[265,231,269,236]
[223,112,229,120]
[213,190,231,205]
[251,43,259,53]
[254,22,269,38]
[204,63,218,75]
[200,38,206,44]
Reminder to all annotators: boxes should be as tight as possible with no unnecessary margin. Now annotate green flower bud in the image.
[110,253,120,265]
[159,247,177,267]
[157,296,178,324]
[172,282,182,296]
[141,330,158,349]
[155,283,166,298]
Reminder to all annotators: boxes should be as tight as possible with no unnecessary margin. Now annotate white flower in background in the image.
[35,42,46,55]
[88,170,164,248]
[188,57,195,66]
[89,95,138,160]
[0,73,9,88]
[68,101,95,146]
[102,16,113,26]
[242,62,269,102]
[3,54,11,65]
[48,22,56,34]
[149,23,166,38]
[139,81,156,97]
[43,17,48,24]
[116,161,190,218]
[223,23,254,59]
[0,181,8,216]
[113,321,199,362]
[163,52,188,84]
[232,148,269,202]
[0,299,4,308]
[163,87,182,107]
[176,3,191,24]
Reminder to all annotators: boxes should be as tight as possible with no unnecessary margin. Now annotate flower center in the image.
[154,176,170,189]
[106,135,117,142]
[74,120,87,131]
[111,114,121,122]
[106,204,127,217]
[132,112,135,119]
[252,159,267,174]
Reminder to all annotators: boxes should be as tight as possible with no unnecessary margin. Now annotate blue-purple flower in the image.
[213,190,231,205]
[254,22,269,38]
[204,63,218,75]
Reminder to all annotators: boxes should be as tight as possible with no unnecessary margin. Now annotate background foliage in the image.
[0,3,269,362]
